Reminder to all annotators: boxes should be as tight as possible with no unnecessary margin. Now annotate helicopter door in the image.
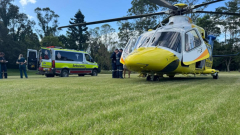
[183,29,209,65]
[27,49,38,70]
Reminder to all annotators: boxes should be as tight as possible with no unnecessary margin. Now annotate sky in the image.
[12,0,228,39]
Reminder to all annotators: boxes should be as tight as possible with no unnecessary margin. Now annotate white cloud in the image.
[27,15,34,20]
[19,0,36,6]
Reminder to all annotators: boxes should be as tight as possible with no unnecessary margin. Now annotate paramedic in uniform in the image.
[116,49,123,78]
[0,52,8,79]
[110,49,118,78]
[16,54,28,78]
[0,52,2,79]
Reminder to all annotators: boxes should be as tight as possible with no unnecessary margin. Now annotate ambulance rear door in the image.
[27,49,38,70]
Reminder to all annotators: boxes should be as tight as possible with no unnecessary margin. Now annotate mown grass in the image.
[7,69,112,76]
[0,73,240,134]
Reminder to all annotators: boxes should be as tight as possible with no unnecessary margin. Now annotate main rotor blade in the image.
[213,52,240,57]
[193,10,240,16]
[148,0,178,10]
[58,11,166,29]
[191,0,224,9]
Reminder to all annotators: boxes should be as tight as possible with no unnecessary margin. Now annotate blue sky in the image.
[13,0,228,36]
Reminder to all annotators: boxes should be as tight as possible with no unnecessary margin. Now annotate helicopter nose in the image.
[125,47,179,72]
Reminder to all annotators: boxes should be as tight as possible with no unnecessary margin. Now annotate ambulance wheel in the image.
[45,74,55,77]
[61,69,69,77]
[78,74,85,76]
[91,69,98,76]
[213,73,218,79]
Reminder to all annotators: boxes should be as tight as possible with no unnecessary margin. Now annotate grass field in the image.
[0,72,240,134]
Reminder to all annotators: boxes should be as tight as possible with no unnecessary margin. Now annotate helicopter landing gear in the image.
[212,72,219,79]
[146,75,152,81]
[146,74,163,81]
[168,74,175,78]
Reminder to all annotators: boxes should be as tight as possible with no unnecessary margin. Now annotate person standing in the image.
[0,52,2,79]
[123,65,131,78]
[116,49,123,78]
[0,52,8,79]
[110,49,118,78]
[16,54,28,79]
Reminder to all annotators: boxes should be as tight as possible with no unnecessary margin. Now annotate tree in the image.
[34,7,59,38]
[67,10,89,51]
[196,15,221,36]
[0,0,40,68]
[117,21,135,48]
[0,0,18,27]
[212,0,240,72]
[127,0,159,35]
[58,35,71,48]
[100,24,117,50]
[41,35,64,48]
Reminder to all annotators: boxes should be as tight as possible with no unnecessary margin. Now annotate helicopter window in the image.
[139,33,154,47]
[133,36,142,49]
[151,32,181,53]
[185,30,202,52]
[124,38,137,54]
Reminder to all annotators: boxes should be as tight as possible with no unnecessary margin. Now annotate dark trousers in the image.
[0,64,2,79]
[19,65,28,78]
[112,63,117,78]
[117,65,123,78]
[1,65,7,78]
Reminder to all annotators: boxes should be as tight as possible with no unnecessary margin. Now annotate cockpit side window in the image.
[185,30,202,52]
[124,38,137,54]
[151,32,181,53]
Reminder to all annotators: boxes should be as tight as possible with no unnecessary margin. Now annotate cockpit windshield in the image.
[139,33,154,47]
[124,37,137,54]
[133,33,154,49]
[151,32,181,53]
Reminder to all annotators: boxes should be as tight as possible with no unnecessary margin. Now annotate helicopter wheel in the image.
[146,75,151,81]
[153,75,160,81]
[168,75,175,78]
[212,72,219,79]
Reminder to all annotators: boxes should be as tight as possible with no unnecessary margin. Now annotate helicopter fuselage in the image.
[122,16,218,77]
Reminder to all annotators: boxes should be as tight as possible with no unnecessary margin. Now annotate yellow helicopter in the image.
[59,0,240,81]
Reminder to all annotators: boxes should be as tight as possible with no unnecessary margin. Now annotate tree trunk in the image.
[225,57,232,72]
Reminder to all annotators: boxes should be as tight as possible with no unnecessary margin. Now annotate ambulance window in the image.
[85,54,94,63]
[55,51,83,61]
[41,49,51,60]
[55,51,73,61]
[29,52,36,59]
[185,30,202,52]
[73,53,83,62]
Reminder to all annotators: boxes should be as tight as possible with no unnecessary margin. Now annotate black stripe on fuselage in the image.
[161,59,179,72]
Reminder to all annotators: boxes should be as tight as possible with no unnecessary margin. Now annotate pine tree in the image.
[67,10,89,51]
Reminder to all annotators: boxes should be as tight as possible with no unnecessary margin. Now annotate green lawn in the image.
[7,69,113,76]
[0,73,240,134]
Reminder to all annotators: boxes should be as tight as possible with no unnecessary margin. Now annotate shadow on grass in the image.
[134,76,211,83]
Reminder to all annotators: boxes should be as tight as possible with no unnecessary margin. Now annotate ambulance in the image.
[27,46,100,77]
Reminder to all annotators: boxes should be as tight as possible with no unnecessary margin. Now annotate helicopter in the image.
[58,0,240,81]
